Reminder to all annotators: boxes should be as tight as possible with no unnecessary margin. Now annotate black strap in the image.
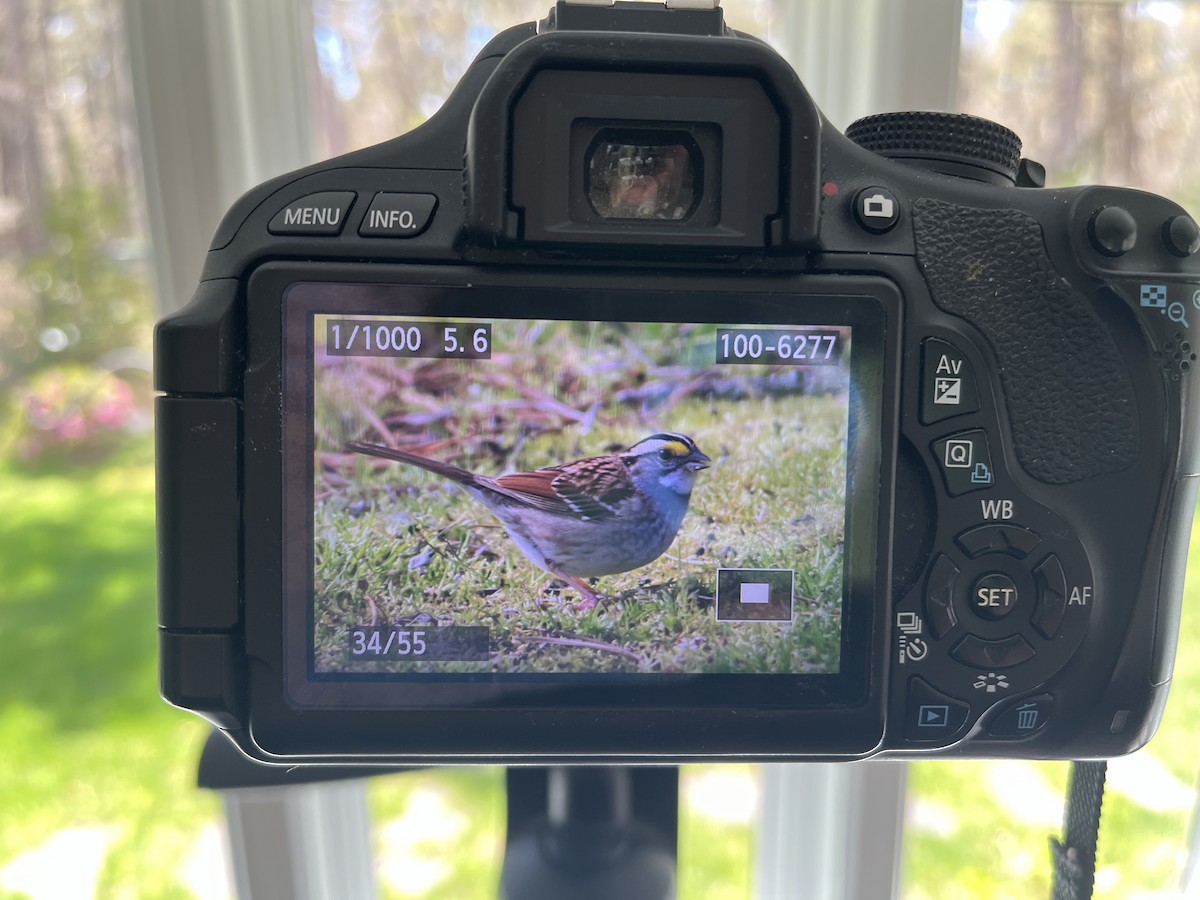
[1050,760,1109,900]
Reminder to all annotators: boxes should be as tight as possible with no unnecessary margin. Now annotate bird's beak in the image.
[686,449,712,471]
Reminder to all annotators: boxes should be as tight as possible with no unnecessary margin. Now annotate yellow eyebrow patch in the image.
[662,441,689,457]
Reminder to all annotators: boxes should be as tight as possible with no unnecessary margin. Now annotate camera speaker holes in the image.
[1155,336,1196,378]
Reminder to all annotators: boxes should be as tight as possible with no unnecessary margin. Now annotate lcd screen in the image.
[281,281,886,708]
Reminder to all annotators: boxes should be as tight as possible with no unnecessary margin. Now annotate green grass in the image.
[0,446,219,898]
[318,393,847,676]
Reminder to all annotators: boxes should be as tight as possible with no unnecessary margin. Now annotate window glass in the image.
[0,1,212,898]
[901,3,1200,896]
[308,0,779,157]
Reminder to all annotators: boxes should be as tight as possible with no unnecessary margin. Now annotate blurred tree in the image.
[0,0,150,389]
[958,0,1200,210]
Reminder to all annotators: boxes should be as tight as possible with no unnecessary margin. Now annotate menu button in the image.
[268,191,356,236]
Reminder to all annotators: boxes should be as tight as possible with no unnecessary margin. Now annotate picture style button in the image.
[358,192,438,237]
[268,191,356,235]
[921,338,980,424]
[987,693,1054,737]
[854,186,900,233]
[931,429,996,495]
[951,633,1035,668]
[905,677,971,741]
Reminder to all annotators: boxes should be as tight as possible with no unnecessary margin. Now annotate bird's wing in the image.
[492,457,635,521]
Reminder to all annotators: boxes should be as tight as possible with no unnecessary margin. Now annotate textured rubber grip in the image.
[912,199,1139,484]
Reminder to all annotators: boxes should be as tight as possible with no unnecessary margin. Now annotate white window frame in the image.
[123,2,963,897]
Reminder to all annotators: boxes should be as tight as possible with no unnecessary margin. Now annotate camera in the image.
[156,0,1200,765]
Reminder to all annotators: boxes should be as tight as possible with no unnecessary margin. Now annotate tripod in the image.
[197,730,906,899]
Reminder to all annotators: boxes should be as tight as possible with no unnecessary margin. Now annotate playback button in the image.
[932,429,996,495]
[905,677,971,741]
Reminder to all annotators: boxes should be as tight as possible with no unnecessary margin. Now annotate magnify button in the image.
[1168,302,1190,329]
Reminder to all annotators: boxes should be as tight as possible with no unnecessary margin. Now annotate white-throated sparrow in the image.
[346,433,711,608]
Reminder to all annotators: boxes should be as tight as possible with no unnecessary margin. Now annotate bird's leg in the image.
[548,570,603,610]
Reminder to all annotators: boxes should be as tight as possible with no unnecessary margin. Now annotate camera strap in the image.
[1049,760,1108,900]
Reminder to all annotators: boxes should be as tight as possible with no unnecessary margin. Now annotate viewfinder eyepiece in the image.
[585,130,700,221]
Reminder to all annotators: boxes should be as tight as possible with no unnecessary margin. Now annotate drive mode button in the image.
[268,191,356,235]
[359,192,438,238]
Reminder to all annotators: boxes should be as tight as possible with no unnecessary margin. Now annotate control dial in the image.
[846,111,1025,186]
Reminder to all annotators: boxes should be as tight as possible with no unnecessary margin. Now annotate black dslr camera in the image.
[157,1,1200,765]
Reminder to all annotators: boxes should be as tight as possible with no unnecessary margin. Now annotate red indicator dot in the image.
[822,182,840,197]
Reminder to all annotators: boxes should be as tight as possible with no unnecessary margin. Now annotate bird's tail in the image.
[345,441,482,488]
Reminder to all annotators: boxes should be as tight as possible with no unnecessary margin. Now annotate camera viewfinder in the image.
[586,130,700,221]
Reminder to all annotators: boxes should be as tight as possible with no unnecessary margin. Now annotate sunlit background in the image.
[1,1,1199,897]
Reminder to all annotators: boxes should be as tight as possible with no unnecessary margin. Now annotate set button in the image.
[971,572,1019,621]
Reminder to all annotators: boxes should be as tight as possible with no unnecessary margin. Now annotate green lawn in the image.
[0,446,219,898]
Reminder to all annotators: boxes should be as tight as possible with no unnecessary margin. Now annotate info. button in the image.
[358,192,438,238]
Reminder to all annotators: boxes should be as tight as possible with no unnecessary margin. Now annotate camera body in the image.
[156,1,1200,764]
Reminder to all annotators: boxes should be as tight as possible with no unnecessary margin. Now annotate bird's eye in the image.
[658,448,674,462]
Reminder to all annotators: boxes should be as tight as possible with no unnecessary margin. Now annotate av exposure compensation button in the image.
[268,191,356,236]
[358,192,438,238]
[921,338,980,424]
